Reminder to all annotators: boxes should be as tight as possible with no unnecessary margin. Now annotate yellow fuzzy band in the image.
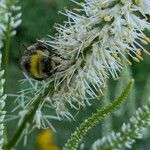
[30,50,45,79]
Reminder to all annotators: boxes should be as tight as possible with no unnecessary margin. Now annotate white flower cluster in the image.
[92,104,150,150]
[0,0,22,49]
[0,53,7,149]
[0,0,21,145]
[42,0,150,113]
[15,0,150,128]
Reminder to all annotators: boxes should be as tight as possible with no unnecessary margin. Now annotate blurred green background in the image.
[5,0,150,150]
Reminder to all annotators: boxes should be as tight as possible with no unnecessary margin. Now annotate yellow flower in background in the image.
[36,129,59,150]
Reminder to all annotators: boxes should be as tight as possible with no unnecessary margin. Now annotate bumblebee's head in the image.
[21,43,53,80]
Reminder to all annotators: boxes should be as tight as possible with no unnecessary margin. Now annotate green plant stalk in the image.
[1,18,10,145]
[3,17,11,80]
[3,0,19,79]
[63,79,134,150]
[3,86,51,150]
[101,83,112,136]
[114,60,136,117]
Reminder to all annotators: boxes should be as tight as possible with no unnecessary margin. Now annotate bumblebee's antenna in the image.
[22,44,29,51]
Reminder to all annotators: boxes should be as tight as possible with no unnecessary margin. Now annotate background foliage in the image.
[5,0,150,149]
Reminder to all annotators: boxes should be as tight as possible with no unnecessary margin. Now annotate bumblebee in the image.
[21,42,64,80]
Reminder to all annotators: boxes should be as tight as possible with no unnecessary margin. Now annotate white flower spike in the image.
[15,0,150,128]
[43,0,150,108]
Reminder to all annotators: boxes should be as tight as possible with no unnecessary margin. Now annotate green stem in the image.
[3,18,11,80]
[63,79,134,150]
[101,83,112,136]
[3,87,51,150]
